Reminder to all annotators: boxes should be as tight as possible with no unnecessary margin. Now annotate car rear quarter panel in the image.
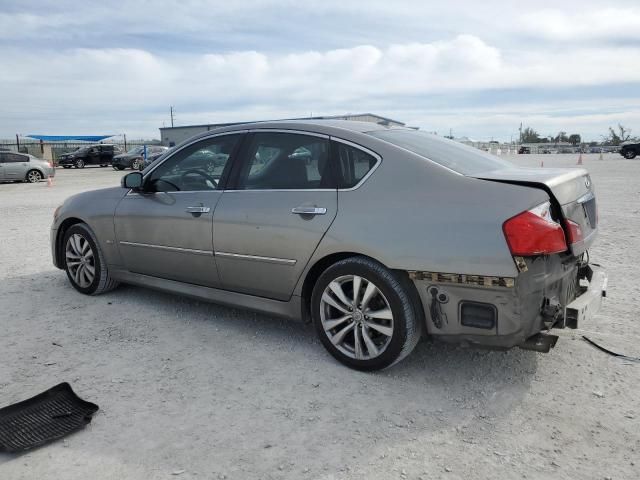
[296,137,549,295]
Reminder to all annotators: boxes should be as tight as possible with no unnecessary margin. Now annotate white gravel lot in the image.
[0,154,638,480]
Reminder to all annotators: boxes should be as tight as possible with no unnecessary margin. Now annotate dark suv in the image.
[620,142,639,159]
[57,144,123,168]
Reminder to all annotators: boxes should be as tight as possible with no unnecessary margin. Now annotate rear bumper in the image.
[410,259,607,350]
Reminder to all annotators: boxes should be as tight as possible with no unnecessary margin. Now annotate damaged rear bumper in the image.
[409,259,607,351]
[563,264,607,329]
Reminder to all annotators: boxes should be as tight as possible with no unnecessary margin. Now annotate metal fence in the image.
[0,139,162,162]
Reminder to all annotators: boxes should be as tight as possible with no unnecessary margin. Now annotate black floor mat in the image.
[0,383,99,452]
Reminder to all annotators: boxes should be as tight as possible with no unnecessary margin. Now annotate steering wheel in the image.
[180,168,218,188]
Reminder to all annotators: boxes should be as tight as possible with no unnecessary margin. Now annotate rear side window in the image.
[334,142,378,189]
[236,132,332,190]
[4,153,27,163]
[369,129,513,175]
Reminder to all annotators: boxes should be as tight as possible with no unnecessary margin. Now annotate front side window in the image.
[334,142,378,189]
[146,134,241,192]
[236,132,332,190]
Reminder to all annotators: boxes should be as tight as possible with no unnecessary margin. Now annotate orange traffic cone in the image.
[577,153,583,165]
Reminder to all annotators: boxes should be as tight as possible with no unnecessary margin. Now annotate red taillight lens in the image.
[565,219,583,244]
[503,202,567,256]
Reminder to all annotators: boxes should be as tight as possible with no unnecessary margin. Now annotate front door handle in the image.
[186,205,211,216]
[291,206,327,215]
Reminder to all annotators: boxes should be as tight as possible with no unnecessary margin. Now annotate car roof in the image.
[185,119,408,143]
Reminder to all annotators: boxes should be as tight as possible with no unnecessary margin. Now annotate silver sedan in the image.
[0,151,55,183]
[51,120,607,370]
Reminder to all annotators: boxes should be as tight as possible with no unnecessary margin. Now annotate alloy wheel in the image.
[319,275,394,360]
[27,170,42,183]
[65,233,96,288]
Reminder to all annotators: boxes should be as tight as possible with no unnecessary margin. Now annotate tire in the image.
[311,256,422,371]
[75,159,85,169]
[62,223,119,295]
[25,170,43,183]
[116,165,125,171]
[623,151,636,159]
[131,159,142,170]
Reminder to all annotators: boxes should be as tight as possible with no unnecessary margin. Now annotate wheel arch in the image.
[25,168,44,181]
[55,217,86,267]
[299,251,423,326]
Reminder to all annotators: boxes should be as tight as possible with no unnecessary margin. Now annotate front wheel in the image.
[75,159,85,168]
[311,256,422,371]
[623,151,637,159]
[25,170,43,183]
[63,223,119,295]
[131,158,142,170]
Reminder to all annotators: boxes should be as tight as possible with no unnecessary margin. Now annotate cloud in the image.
[518,8,640,42]
[1,1,639,139]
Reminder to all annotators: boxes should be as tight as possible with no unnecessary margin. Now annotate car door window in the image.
[333,141,378,188]
[146,134,241,192]
[236,132,332,190]
[5,153,27,163]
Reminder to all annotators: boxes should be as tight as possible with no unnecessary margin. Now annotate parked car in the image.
[143,147,174,169]
[57,144,122,169]
[112,146,168,170]
[0,151,55,183]
[518,146,530,154]
[51,120,607,370]
[619,142,640,159]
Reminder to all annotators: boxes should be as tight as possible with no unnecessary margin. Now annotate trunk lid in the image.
[472,167,597,256]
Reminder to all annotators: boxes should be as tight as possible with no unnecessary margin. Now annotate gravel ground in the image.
[0,155,638,480]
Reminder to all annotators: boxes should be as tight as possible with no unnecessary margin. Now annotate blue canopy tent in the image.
[26,135,116,142]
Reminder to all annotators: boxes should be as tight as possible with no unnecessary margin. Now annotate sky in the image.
[1,0,639,141]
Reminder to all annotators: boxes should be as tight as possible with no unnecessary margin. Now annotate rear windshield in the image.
[369,129,514,175]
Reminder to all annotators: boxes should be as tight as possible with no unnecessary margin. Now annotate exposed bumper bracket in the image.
[564,265,607,329]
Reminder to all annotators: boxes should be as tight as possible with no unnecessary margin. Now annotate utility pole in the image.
[123,133,127,151]
[15,134,20,152]
[519,122,523,144]
[170,106,175,128]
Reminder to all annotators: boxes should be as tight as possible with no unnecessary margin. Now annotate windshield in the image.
[369,129,514,175]
[127,146,145,155]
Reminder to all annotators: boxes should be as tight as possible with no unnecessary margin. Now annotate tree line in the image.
[520,124,633,146]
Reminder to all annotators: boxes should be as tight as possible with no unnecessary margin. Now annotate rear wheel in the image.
[311,256,422,371]
[132,158,142,170]
[75,159,85,168]
[623,150,637,159]
[63,223,119,295]
[25,170,42,183]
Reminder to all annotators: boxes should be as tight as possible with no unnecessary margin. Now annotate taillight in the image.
[503,201,567,256]
[565,219,583,244]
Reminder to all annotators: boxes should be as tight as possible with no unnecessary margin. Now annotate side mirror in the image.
[122,171,143,189]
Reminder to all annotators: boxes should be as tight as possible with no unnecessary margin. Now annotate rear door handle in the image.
[186,206,211,214]
[291,206,327,215]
